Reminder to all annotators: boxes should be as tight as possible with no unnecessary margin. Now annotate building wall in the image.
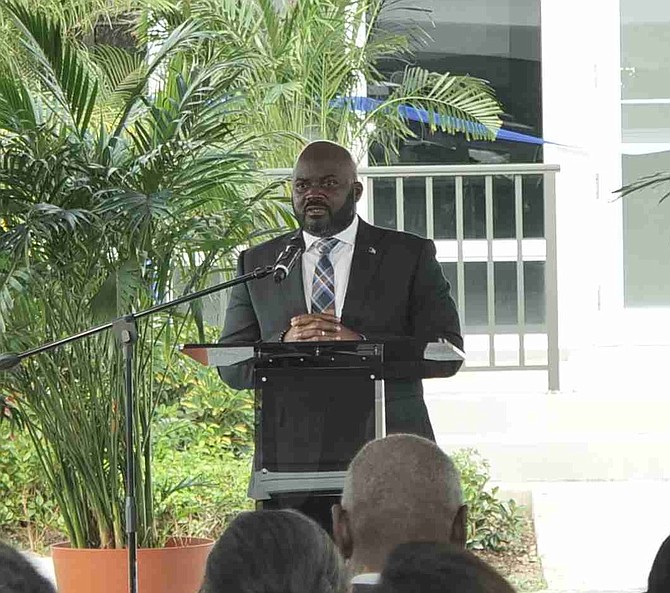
[541,0,623,353]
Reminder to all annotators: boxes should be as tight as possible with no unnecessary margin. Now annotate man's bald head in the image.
[333,434,467,572]
[293,140,358,181]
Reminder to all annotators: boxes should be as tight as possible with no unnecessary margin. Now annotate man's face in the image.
[292,154,362,237]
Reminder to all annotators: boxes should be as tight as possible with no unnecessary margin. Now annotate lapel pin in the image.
[368,246,376,255]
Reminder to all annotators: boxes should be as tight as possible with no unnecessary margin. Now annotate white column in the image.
[541,0,622,356]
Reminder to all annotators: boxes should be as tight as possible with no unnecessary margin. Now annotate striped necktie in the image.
[311,237,339,314]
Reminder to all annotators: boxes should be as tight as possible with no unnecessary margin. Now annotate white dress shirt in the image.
[301,216,359,318]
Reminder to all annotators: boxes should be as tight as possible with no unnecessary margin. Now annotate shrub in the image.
[2,395,523,552]
[452,448,524,551]
[0,423,63,552]
[156,341,255,458]
[152,438,254,542]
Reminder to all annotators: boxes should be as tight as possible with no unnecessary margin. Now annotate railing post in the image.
[544,171,560,392]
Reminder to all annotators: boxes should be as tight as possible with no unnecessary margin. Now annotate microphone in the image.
[273,236,304,283]
[0,353,22,371]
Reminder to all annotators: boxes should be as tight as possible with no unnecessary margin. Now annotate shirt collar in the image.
[303,215,359,252]
[350,573,381,585]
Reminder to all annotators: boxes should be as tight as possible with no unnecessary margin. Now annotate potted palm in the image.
[0,2,503,591]
[0,2,291,592]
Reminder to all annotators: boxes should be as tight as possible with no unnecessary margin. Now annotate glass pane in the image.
[372,178,396,230]
[524,261,545,325]
[494,262,518,325]
[493,175,515,238]
[622,151,670,307]
[622,104,670,143]
[464,262,488,326]
[620,1,670,99]
[433,177,456,239]
[371,0,543,165]
[523,175,544,238]
[403,177,426,236]
[463,177,486,239]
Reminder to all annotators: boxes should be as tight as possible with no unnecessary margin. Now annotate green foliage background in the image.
[0,0,508,553]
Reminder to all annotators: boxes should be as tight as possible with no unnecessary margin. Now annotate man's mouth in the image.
[305,203,329,216]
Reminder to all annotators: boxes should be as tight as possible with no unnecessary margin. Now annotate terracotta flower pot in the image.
[52,537,213,593]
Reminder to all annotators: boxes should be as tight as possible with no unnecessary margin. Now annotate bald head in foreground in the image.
[331,434,467,580]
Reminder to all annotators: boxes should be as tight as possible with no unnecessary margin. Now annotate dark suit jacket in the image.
[218,217,463,439]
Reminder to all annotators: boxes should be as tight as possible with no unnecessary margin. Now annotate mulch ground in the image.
[474,517,547,592]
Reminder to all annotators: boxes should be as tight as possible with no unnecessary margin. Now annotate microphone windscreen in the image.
[0,353,22,371]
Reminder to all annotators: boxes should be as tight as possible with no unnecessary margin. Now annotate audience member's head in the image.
[0,541,55,593]
[647,535,670,593]
[200,509,347,593]
[375,542,516,593]
[332,434,467,576]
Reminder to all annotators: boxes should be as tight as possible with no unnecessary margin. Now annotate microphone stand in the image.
[0,264,275,593]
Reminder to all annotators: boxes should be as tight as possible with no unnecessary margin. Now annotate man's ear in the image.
[450,504,468,548]
[353,181,364,202]
[331,503,354,559]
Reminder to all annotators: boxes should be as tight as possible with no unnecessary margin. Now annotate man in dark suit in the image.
[218,140,463,440]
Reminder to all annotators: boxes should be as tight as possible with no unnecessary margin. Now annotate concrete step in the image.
[529,482,670,592]
[435,432,670,481]
[424,372,670,481]
[426,392,670,436]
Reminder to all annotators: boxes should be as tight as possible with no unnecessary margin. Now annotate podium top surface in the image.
[181,340,464,379]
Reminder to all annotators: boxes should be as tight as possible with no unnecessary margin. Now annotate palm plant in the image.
[618,172,670,204]
[138,0,503,168]
[0,0,291,548]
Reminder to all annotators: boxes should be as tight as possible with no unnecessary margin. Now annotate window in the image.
[371,0,543,166]
[621,0,670,306]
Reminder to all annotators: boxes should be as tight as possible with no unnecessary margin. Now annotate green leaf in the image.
[89,259,143,321]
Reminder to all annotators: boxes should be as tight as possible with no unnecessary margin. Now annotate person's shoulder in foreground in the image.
[374,541,516,593]
[332,434,467,580]
[0,541,55,593]
[647,534,670,593]
[199,509,347,593]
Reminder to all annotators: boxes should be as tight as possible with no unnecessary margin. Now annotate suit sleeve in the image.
[217,251,258,390]
[407,239,464,377]
[409,239,463,349]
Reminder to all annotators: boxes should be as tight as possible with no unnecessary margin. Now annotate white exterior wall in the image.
[544,0,670,355]
[542,0,628,356]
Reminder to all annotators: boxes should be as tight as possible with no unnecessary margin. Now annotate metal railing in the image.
[269,163,560,391]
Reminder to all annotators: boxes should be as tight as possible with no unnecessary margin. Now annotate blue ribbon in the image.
[331,96,546,146]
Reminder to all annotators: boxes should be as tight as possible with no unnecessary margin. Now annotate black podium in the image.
[181,339,464,532]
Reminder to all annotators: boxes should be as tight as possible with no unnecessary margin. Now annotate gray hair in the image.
[342,434,463,553]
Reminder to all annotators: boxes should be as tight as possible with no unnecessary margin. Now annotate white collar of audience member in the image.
[303,215,359,251]
[350,572,381,585]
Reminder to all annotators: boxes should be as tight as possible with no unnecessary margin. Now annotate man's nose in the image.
[304,185,327,198]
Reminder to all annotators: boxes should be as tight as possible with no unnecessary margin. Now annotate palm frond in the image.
[617,171,670,204]
[355,67,501,143]
[109,19,207,143]
[89,258,143,321]
[1,0,99,135]
[0,65,38,131]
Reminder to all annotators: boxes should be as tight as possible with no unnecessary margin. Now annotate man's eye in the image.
[295,182,308,191]
[323,179,338,187]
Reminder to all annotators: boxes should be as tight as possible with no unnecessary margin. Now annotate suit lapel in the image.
[342,219,384,322]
